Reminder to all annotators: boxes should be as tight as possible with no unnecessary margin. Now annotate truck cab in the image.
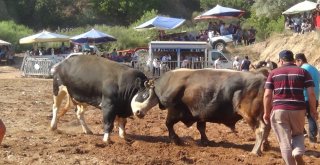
[208,50,233,69]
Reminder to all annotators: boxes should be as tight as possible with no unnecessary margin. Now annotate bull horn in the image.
[144,81,149,87]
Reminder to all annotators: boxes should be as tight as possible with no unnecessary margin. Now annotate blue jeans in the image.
[306,101,318,141]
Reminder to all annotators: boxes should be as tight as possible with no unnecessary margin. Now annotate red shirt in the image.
[265,63,314,110]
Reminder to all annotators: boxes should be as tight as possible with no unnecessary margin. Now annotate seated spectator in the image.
[152,58,161,76]
[242,29,249,46]
[247,27,256,45]
[220,22,229,35]
[207,22,214,31]
[7,48,15,65]
[197,30,204,40]
[110,48,118,60]
[82,42,91,53]
[301,20,311,34]
[233,28,243,46]
[285,16,294,30]
[292,15,302,33]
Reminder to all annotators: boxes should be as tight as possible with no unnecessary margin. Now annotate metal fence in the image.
[132,60,213,77]
[20,53,66,78]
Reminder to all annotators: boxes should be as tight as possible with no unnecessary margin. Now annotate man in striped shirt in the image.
[263,50,318,165]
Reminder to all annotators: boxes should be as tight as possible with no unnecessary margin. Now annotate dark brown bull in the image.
[131,68,271,155]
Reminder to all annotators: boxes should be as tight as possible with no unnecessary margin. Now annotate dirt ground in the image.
[0,62,320,165]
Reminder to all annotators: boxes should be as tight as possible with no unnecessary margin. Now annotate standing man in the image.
[240,56,255,71]
[263,50,318,165]
[233,56,240,71]
[295,53,319,143]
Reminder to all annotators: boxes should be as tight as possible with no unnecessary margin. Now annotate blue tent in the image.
[194,4,244,20]
[71,29,116,44]
[135,16,185,30]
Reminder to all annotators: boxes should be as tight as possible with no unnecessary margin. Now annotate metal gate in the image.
[20,53,66,78]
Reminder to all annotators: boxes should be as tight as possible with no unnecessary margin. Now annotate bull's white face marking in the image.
[131,88,158,118]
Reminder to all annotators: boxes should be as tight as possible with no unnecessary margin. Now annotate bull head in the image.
[132,79,158,118]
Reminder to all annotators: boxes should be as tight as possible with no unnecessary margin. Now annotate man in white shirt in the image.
[233,56,240,70]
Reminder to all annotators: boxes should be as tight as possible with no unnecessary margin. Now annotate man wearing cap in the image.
[295,53,319,143]
[263,50,318,165]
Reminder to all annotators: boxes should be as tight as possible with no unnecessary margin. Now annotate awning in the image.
[135,16,185,30]
[19,30,70,44]
[194,4,245,20]
[282,0,317,15]
[0,39,11,46]
[70,29,116,44]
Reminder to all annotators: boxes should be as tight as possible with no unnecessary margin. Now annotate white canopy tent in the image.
[194,4,245,20]
[19,30,70,44]
[282,0,317,15]
[0,39,11,46]
[135,16,186,30]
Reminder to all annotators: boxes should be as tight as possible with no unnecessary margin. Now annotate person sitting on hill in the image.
[82,42,91,53]
[301,20,312,34]
[233,28,243,46]
[220,22,229,35]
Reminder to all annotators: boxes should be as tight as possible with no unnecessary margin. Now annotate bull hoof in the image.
[262,141,270,151]
[250,150,262,156]
[104,140,114,145]
[199,139,210,146]
[50,126,57,131]
[84,130,93,135]
[172,137,183,145]
[124,137,134,144]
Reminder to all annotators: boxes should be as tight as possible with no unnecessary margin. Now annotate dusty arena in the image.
[0,61,320,165]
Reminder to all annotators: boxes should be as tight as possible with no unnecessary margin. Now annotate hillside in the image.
[228,31,320,69]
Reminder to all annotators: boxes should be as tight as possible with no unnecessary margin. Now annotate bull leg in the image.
[57,93,72,119]
[197,122,209,146]
[76,105,93,134]
[50,91,67,131]
[116,116,127,139]
[261,124,271,151]
[251,120,270,155]
[166,112,182,145]
[101,99,116,144]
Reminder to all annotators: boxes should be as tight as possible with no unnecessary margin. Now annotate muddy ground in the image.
[0,63,320,165]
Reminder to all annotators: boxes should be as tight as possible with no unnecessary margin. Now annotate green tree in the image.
[91,0,161,26]
[200,0,253,11]
[251,0,301,19]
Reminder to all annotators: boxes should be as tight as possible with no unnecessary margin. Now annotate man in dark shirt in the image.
[263,50,318,165]
[240,56,255,71]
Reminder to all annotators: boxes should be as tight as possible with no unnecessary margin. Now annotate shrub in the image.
[0,20,33,52]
